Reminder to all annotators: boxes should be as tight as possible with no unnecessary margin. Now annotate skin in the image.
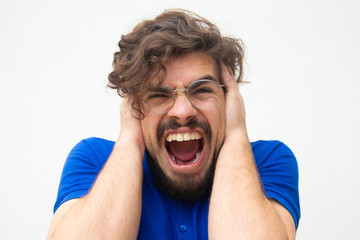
[47,51,296,239]
[208,63,296,239]
[47,97,144,239]
[141,52,225,190]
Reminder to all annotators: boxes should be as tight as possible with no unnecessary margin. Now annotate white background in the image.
[1,0,359,239]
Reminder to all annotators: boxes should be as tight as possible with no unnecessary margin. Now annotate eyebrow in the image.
[149,73,219,92]
[149,86,171,93]
[198,74,218,82]
[189,79,211,89]
[181,74,218,88]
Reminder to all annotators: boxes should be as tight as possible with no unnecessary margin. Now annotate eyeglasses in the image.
[144,79,225,114]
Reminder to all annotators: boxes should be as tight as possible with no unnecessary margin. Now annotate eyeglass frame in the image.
[143,79,225,114]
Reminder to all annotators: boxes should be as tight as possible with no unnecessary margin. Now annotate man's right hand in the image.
[47,96,144,240]
[118,97,145,154]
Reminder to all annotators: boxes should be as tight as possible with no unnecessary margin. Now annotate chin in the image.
[146,149,217,202]
[145,117,219,202]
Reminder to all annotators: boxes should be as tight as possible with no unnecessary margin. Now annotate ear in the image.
[131,100,145,120]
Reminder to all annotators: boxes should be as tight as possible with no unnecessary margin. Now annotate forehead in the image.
[161,52,219,87]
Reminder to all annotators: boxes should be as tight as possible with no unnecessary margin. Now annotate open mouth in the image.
[165,132,204,166]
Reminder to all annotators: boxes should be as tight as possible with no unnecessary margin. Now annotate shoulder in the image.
[251,140,294,157]
[67,137,115,165]
[54,137,116,212]
[250,140,298,185]
[251,140,301,229]
[251,140,296,168]
[73,137,115,152]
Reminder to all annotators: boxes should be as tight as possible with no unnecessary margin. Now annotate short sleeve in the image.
[53,138,114,213]
[252,140,301,229]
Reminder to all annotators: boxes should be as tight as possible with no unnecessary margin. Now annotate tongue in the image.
[168,140,201,162]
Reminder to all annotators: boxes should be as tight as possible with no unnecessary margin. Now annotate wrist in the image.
[225,128,249,144]
[115,135,145,158]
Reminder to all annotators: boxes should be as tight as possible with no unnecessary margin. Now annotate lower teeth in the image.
[193,152,201,163]
[170,151,201,165]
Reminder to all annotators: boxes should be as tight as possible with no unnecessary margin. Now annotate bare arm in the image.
[208,65,295,239]
[47,97,144,240]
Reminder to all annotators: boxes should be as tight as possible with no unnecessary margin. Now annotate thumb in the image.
[221,63,239,96]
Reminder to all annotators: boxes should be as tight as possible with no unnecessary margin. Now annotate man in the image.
[47,9,300,239]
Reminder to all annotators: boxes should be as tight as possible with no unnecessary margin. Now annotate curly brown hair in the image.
[107,9,245,119]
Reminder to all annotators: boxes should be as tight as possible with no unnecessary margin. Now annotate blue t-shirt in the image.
[54,138,300,239]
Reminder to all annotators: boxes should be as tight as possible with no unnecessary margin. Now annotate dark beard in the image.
[146,117,218,203]
[146,149,218,203]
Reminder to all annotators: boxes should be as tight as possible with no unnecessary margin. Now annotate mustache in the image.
[157,117,212,146]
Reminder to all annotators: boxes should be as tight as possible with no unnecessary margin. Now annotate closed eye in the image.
[147,93,171,100]
[146,86,173,101]
[192,87,214,94]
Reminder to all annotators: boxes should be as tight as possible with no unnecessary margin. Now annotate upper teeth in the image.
[166,132,202,142]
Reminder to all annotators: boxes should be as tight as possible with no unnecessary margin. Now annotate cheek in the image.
[141,115,162,149]
[141,119,152,148]
[216,102,226,143]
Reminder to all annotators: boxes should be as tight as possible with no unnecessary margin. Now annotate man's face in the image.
[141,51,226,201]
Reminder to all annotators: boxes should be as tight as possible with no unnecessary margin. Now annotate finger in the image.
[120,97,133,119]
[221,63,239,95]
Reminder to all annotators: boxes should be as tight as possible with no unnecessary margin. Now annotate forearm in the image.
[208,135,288,240]
[48,139,143,240]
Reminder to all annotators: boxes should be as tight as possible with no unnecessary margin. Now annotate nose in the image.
[167,92,197,123]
